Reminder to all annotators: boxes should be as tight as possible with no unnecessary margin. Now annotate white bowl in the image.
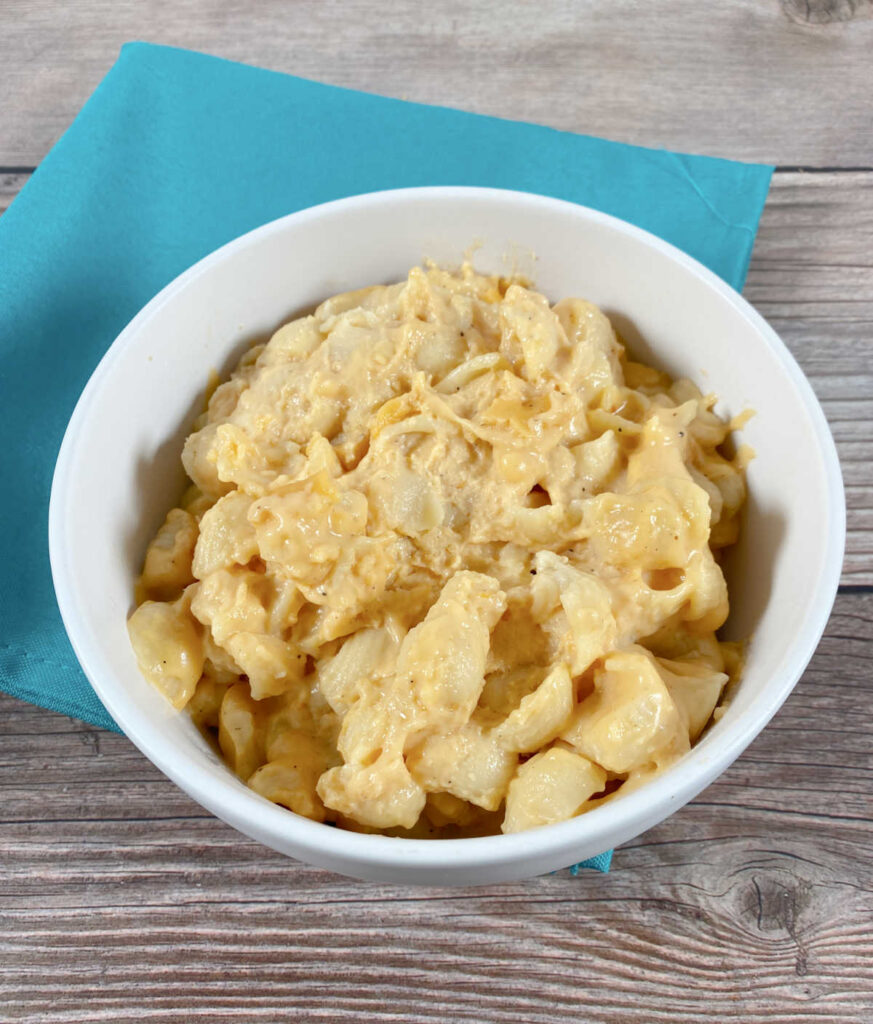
[50,187,845,885]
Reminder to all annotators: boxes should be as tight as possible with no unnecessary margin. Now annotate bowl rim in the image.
[49,185,846,874]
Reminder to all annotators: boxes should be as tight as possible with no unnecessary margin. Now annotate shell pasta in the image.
[127,263,748,837]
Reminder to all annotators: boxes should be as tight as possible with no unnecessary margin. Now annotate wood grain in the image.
[1,591,871,1023]
[2,9,872,1017]
[744,171,873,583]
[0,171,29,216]
[1,0,872,169]
[3,168,871,583]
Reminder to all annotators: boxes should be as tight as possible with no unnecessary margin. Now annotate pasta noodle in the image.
[128,263,748,837]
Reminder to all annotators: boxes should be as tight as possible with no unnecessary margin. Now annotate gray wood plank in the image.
[746,171,873,583]
[0,0,872,169]
[0,171,29,216]
[2,168,872,582]
[1,590,871,1022]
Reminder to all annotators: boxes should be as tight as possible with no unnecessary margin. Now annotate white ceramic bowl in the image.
[50,187,845,885]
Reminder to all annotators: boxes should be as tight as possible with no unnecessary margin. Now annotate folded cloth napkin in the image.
[0,42,772,875]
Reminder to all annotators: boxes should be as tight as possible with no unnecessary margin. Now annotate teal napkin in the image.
[0,43,772,875]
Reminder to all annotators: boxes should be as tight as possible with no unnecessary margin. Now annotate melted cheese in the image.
[128,263,747,836]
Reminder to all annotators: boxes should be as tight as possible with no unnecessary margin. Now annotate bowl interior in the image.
[51,188,844,884]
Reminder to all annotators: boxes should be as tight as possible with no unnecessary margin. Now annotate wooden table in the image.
[1,3,871,1021]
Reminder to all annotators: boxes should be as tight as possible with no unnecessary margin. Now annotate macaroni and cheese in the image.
[128,264,748,837]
